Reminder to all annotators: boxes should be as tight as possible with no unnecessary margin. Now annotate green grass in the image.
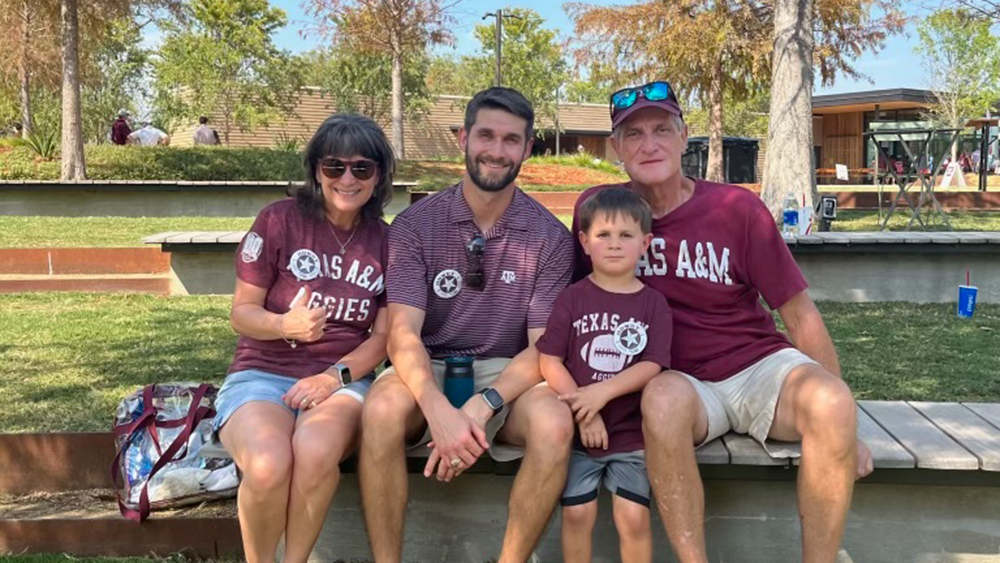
[0,217,255,248]
[834,210,1000,231]
[0,293,997,433]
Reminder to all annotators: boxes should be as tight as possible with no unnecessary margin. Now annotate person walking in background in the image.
[111,110,131,146]
[194,116,219,146]
[128,121,170,146]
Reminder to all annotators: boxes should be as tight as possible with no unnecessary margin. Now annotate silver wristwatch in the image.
[332,363,352,386]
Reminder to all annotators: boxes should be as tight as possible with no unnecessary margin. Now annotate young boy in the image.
[537,187,673,563]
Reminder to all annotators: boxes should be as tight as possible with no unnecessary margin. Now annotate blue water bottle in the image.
[443,356,475,408]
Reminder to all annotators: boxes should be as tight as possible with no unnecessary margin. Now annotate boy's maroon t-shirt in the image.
[228,199,388,378]
[537,277,673,456]
[572,180,808,383]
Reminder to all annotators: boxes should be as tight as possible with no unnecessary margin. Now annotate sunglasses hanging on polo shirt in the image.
[465,234,486,290]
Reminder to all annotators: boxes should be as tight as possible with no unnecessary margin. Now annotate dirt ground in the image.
[0,489,237,520]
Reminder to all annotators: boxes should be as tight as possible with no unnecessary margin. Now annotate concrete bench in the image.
[304,400,1000,562]
[2,398,998,560]
[146,230,1000,302]
[0,180,419,218]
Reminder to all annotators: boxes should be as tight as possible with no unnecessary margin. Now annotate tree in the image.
[570,0,904,185]
[60,0,86,180]
[915,8,1000,159]
[300,46,434,123]
[0,1,60,137]
[153,0,302,145]
[953,0,1000,20]
[464,8,569,130]
[304,0,458,159]
[81,18,149,143]
[685,89,770,138]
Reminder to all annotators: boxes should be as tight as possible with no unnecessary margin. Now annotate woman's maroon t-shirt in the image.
[537,277,673,456]
[228,199,388,378]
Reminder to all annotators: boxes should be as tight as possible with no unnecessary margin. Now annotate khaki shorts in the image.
[681,348,816,458]
[376,357,523,462]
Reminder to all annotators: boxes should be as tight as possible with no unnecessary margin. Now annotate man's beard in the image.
[465,150,523,192]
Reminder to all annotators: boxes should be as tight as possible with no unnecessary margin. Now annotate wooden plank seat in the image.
[199,400,1000,478]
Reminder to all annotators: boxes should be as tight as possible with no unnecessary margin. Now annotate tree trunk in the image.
[706,56,725,183]
[390,46,405,159]
[18,0,33,137]
[60,0,86,180]
[761,0,816,219]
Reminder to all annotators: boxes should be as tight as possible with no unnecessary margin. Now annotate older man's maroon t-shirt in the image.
[537,277,673,456]
[572,180,808,383]
[228,199,388,378]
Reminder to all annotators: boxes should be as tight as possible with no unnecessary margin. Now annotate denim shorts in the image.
[213,369,376,432]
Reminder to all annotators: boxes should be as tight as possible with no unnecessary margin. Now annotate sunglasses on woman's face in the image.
[465,234,486,290]
[319,157,377,181]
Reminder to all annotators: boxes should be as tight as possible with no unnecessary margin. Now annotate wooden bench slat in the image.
[721,434,788,466]
[856,407,915,468]
[695,438,730,465]
[910,402,1000,471]
[217,231,249,244]
[860,401,979,470]
[963,403,1000,431]
[164,232,201,243]
[142,231,183,244]
[190,231,239,243]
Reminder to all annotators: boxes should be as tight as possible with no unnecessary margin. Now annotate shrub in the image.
[272,132,304,153]
[15,129,59,160]
[0,145,305,181]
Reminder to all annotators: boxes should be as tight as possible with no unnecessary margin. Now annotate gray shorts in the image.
[561,449,650,508]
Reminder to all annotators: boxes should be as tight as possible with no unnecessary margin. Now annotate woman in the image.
[216,114,394,563]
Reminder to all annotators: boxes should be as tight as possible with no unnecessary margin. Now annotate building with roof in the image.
[173,89,616,160]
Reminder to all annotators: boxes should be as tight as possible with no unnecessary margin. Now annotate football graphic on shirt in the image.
[580,334,634,374]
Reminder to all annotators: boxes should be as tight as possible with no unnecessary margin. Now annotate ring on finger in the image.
[449,458,462,468]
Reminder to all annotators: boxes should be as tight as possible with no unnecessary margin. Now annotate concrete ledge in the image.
[147,231,1000,302]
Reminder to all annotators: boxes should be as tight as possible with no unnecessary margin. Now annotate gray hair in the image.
[612,112,686,141]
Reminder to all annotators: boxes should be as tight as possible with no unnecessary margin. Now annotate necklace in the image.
[327,218,358,255]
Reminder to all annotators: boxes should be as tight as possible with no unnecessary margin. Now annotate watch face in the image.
[336,364,352,384]
[483,388,503,411]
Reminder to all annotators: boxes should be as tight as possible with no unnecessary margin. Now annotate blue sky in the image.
[252,0,932,95]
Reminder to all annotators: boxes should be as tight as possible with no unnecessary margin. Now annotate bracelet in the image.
[279,318,297,349]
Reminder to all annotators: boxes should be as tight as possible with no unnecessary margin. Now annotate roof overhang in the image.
[812,88,937,115]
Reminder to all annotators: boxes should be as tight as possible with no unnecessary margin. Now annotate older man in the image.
[360,87,575,563]
[572,81,874,563]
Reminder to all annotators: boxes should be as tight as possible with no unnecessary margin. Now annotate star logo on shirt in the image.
[288,249,321,281]
[433,269,463,299]
[613,321,647,356]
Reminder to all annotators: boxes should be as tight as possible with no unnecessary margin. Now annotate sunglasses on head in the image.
[465,234,486,291]
[610,81,677,114]
[319,157,377,181]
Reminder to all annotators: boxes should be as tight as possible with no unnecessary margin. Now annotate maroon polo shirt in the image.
[387,182,574,359]
[573,180,809,383]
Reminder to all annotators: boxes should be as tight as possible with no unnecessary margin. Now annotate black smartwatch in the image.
[332,363,352,386]
[479,387,504,415]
